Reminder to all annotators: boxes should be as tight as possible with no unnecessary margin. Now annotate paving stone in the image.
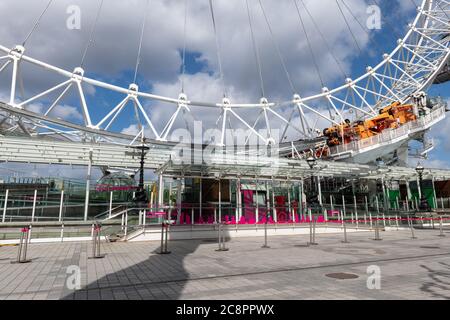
[1,230,450,299]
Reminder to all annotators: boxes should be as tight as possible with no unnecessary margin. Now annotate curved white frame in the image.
[0,0,449,146]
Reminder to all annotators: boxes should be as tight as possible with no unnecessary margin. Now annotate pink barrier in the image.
[146,211,166,218]
[328,210,340,216]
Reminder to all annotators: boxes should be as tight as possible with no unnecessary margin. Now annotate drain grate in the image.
[325,273,359,280]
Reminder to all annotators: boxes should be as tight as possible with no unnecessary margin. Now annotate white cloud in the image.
[423,159,450,169]
[395,0,417,12]
[0,0,374,105]
[429,99,450,152]
[2,0,445,178]
[26,102,83,121]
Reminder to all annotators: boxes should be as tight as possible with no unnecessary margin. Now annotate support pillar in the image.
[59,190,64,222]
[272,180,277,223]
[375,195,380,214]
[150,191,154,212]
[176,178,182,224]
[2,189,9,223]
[168,180,173,218]
[381,178,388,212]
[405,179,411,211]
[432,176,438,209]
[342,194,346,219]
[84,150,93,221]
[10,57,18,105]
[158,174,164,209]
[287,181,292,222]
[199,177,203,222]
[255,179,259,224]
[317,176,323,206]
[416,176,422,199]
[266,181,270,220]
[365,196,369,224]
[109,191,113,219]
[235,178,240,222]
[143,208,146,228]
[31,190,37,222]
[218,179,222,223]
[299,179,304,219]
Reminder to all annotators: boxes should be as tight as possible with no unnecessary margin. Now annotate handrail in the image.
[93,204,129,221]
[329,105,446,157]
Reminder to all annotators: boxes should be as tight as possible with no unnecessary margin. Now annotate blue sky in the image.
[0,0,449,181]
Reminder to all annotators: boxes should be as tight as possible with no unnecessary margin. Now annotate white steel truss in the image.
[0,0,448,149]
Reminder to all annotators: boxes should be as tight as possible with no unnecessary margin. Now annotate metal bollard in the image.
[89,224,105,259]
[439,217,445,237]
[261,220,270,249]
[12,227,32,264]
[408,216,417,239]
[216,223,229,252]
[158,221,171,254]
[373,219,382,241]
[308,216,318,246]
[342,222,349,243]
[91,227,97,257]
[160,222,164,251]
[308,218,313,246]
[96,226,102,257]
[313,217,317,244]
[164,223,170,252]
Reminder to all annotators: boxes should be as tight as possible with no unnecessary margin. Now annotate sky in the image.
[0,0,449,182]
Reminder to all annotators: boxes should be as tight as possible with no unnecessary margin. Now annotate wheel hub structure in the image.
[0,0,449,170]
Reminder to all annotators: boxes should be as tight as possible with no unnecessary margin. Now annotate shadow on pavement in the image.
[61,226,230,300]
[420,261,450,299]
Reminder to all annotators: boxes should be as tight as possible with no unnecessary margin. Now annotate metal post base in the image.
[11,259,32,264]
[13,228,32,264]
[373,234,383,241]
[215,223,228,252]
[262,222,270,248]
[438,220,445,237]
[158,251,172,255]
[88,255,105,259]
[342,224,349,243]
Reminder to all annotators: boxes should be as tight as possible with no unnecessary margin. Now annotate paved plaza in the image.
[0,228,450,300]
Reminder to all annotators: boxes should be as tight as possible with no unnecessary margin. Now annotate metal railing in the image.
[1,205,449,243]
[329,105,446,157]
